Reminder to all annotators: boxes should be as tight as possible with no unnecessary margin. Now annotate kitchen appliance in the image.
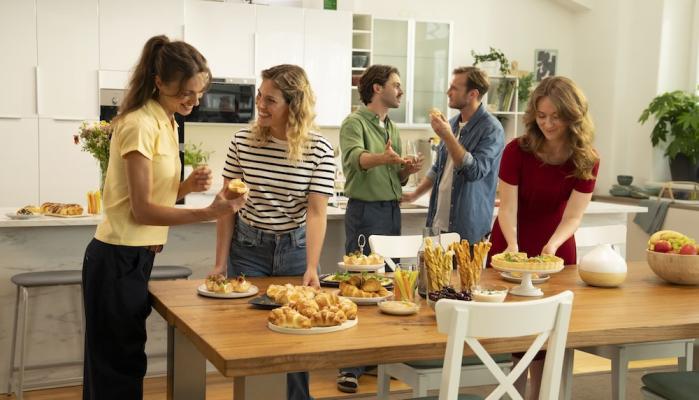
[185,77,255,123]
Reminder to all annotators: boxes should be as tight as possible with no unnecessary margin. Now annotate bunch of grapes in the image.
[428,286,471,302]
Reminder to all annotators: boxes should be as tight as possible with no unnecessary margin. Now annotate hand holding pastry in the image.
[185,165,213,193]
[226,178,249,199]
[208,190,246,218]
[429,107,451,139]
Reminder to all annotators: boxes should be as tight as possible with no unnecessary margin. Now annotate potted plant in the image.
[639,89,699,182]
[184,142,213,177]
[74,120,112,190]
[471,47,511,76]
[517,72,535,110]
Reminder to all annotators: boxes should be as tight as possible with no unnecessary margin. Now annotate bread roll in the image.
[227,178,249,197]
[268,306,311,329]
[310,309,346,327]
[429,107,446,121]
[361,277,382,293]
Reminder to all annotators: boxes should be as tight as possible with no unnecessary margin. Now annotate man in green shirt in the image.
[338,65,422,393]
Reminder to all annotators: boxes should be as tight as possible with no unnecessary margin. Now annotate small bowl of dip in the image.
[471,284,509,303]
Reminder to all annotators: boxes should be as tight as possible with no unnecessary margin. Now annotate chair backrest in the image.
[369,233,461,270]
[434,291,574,400]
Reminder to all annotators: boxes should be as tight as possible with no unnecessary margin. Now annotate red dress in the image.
[490,139,599,265]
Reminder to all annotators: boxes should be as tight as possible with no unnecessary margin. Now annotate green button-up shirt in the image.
[340,107,404,201]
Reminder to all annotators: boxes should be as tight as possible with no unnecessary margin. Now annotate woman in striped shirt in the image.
[213,64,335,399]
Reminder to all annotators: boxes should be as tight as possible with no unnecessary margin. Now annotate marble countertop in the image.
[0,196,646,228]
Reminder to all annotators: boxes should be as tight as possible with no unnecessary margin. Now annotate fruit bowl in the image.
[646,250,699,285]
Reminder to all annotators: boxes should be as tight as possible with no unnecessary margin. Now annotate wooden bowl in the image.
[646,250,699,285]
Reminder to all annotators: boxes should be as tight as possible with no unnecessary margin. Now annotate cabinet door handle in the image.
[0,115,22,120]
[52,116,87,121]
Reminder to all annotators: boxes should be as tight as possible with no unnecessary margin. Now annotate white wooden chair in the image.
[406,291,574,400]
[569,225,694,400]
[371,233,512,399]
[368,233,461,271]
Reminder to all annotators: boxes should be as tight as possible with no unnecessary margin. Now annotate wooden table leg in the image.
[234,374,287,400]
[167,324,206,400]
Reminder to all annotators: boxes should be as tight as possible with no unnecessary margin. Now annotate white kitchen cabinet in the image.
[0,0,37,118]
[39,119,99,204]
[185,1,255,79]
[254,6,305,78]
[0,119,40,206]
[99,0,184,72]
[304,9,351,126]
[37,0,99,120]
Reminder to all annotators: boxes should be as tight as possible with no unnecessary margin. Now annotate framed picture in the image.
[535,49,557,81]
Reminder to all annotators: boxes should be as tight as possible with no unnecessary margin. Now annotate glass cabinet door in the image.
[412,21,450,124]
[372,19,408,123]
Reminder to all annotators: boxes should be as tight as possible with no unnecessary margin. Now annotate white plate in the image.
[378,300,419,315]
[43,213,89,218]
[268,316,358,334]
[5,212,41,220]
[337,262,385,272]
[197,284,259,299]
[500,272,550,284]
[335,289,393,305]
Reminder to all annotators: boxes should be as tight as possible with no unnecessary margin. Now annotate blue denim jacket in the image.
[425,103,505,243]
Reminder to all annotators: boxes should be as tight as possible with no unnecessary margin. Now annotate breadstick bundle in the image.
[423,238,454,292]
[448,240,492,291]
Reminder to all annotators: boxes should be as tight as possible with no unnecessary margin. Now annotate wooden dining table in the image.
[149,262,699,400]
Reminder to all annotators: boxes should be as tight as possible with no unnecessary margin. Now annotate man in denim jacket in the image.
[403,67,504,243]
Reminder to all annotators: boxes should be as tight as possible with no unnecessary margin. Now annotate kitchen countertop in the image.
[0,197,646,228]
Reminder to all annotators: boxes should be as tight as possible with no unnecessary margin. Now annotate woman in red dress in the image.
[490,76,599,399]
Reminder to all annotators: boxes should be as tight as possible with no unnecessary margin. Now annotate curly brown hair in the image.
[521,76,598,180]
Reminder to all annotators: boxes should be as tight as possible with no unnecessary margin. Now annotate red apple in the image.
[679,243,698,255]
[653,240,672,253]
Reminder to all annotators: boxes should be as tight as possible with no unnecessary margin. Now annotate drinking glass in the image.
[394,263,419,305]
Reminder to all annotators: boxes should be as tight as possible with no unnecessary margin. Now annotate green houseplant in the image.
[471,47,511,76]
[184,142,213,166]
[517,72,535,108]
[639,89,699,181]
[74,120,112,189]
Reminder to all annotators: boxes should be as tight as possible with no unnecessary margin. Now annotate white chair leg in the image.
[560,348,574,400]
[17,286,29,400]
[414,373,429,397]
[376,365,391,400]
[7,286,20,395]
[678,341,693,371]
[611,346,628,400]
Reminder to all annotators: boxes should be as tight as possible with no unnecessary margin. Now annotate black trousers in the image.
[344,198,401,255]
[82,238,155,400]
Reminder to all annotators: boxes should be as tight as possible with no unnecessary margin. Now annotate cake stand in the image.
[491,264,564,297]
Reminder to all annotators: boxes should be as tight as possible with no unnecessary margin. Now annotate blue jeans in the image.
[342,199,400,379]
[228,218,313,400]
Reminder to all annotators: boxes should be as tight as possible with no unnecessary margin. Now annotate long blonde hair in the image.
[251,64,316,162]
[521,76,598,180]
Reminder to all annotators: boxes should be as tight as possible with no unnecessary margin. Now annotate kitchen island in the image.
[0,199,645,392]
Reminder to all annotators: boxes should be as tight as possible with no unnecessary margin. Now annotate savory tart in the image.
[491,252,564,271]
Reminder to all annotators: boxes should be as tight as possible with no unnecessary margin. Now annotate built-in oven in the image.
[185,77,256,123]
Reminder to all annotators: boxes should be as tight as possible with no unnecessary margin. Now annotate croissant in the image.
[289,298,320,318]
[266,284,288,302]
[340,282,378,298]
[315,292,342,308]
[361,278,382,292]
[268,306,311,329]
[338,298,358,320]
[347,275,363,287]
[310,309,347,327]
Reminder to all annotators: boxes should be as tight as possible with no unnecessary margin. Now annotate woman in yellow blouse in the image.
[81,35,245,400]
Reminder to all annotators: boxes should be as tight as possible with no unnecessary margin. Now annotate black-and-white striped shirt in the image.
[222,129,335,232]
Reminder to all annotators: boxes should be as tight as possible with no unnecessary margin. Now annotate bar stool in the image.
[6,265,192,399]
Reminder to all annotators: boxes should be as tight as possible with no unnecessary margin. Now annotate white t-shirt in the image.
[433,121,467,232]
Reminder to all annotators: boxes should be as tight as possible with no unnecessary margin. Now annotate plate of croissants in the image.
[197,274,259,298]
[336,275,392,305]
[40,202,86,217]
[265,284,359,334]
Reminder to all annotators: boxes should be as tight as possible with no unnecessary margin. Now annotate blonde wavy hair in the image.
[521,76,598,180]
[251,64,317,162]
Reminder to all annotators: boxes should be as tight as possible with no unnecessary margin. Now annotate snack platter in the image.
[197,284,259,299]
[4,212,41,220]
[319,273,392,288]
[267,317,358,335]
[336,289,393,305]
[337,262,385,272]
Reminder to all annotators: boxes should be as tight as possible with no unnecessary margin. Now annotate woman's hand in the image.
[505,243,519,253]
[208,190,246,218]
[303,268,320,289]
[208,265,226,277]
[541,242,559,256]
[185,165,213,193]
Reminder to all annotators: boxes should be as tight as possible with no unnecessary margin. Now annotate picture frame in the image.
[535,49,558,81]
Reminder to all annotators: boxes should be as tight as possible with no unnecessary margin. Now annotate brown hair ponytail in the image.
[113,35,211,124]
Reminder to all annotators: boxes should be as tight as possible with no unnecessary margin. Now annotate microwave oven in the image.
[185,77,256,123]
